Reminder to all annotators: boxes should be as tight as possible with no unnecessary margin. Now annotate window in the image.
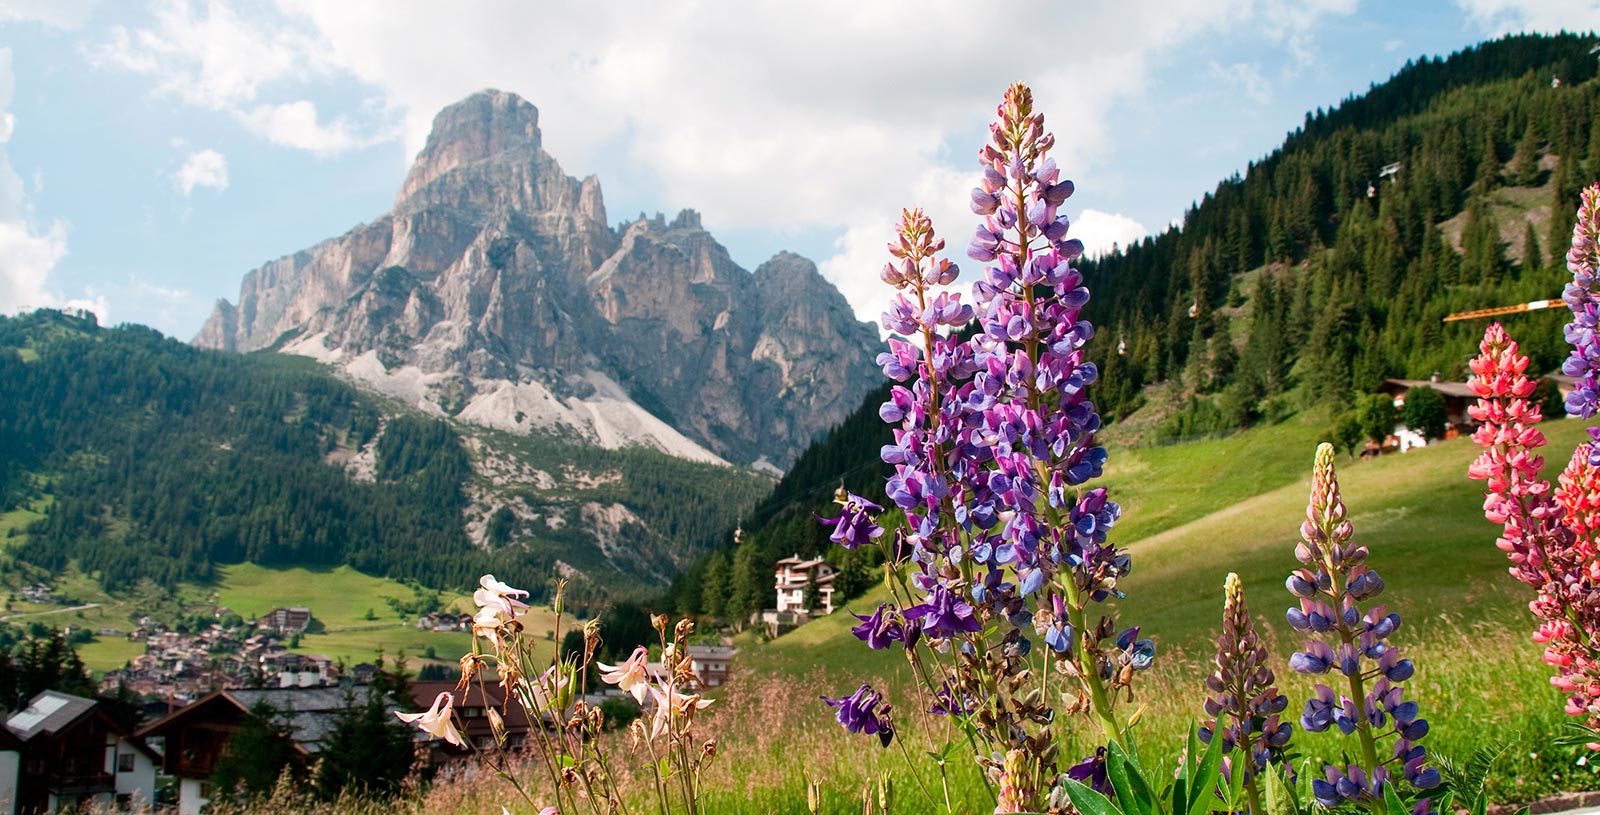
[118,753,136,772]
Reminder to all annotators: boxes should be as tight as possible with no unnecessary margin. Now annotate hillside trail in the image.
[0,602,102,621]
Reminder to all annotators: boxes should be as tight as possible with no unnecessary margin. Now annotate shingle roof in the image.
[225,687,406,754]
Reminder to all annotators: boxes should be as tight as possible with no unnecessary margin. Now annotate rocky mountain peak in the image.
[197,90,880,469]
[395,89,549,211]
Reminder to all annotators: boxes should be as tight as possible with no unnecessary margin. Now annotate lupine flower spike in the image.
[1290,444,1438,813]
[1201,573,1291,814]
[824,82,1139,813]
[1470,184,1600,748]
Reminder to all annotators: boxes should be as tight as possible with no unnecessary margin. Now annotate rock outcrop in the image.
[196,90,879,468]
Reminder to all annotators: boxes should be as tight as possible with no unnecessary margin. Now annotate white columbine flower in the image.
[597,645,653,704]
[395,691,464,747]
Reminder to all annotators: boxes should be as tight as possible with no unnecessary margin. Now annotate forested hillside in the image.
[669,31,1600,616]
[1090,32,1599,431]
[0,310,767,600]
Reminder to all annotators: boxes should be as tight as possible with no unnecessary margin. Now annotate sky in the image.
[0,0,1596,338]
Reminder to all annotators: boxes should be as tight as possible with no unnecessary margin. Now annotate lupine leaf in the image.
[1064,778,1127,815]
[1383,781,1411,815]
[1186,726,1224,815]
[1262,762,1299,815]
[1107,742,1151,815]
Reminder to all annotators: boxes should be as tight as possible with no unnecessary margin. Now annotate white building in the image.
[773,556,836,615]
[1,690,158,814]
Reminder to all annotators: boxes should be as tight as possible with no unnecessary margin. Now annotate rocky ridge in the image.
[196,89,879,468]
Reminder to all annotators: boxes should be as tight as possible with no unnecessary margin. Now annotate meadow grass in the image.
[707,417,1600,811]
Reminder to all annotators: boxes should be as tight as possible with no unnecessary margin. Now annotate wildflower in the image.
[597,645,652,703]
[525,665,570,713]
[817,492,885,549]
[1561,184,1600,436]
[1290,443,1437,807]
[822,684,894,747]
[1201,573,1291,792]
[646,682,713,741]
[396,691,464,747]
[825,82,1132,809]
[474,574,529,619]
[904,585,982,637]
[1472,310,1600,745]
[850,604,905,650]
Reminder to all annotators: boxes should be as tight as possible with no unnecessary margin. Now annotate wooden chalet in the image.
[137,686,408,815]
[408,680,535,758]
[1,690,159,815]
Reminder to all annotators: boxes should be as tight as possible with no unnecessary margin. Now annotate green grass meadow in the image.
[710,416,1600,812]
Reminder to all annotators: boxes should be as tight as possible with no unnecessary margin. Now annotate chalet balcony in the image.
[47,771,115,795]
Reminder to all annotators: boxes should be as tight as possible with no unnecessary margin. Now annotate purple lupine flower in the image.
[817,492,884,549]
[1561,185,1600,461]
[1290,444,1439,808]
[1065,748,1110,795]
[819,84,1136,808]
[1200,574,1293,786]
[822,684,894,747]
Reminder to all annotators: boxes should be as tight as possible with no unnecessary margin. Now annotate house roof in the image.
[1379,379,1478,399]
[139,686,409,756]
[5,690,96,740]
[685,645,735,660]
[6,690,162,760]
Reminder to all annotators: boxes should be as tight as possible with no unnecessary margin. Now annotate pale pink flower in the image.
[472,605,510,649]
[524,665,570,713]
[395,691,464,747]
[646,682,713,740]
[596,645,652,703]
[474,574,530,618]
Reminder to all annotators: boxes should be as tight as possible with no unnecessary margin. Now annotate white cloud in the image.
[0,0,97,30]
[1208,61,1274,104]
[1455,0,1600,34]
[0,48,102,322]
[83,0,1361,321]
[1074,210,1152,259]
[173,148,228,194]
[85,0,385,155]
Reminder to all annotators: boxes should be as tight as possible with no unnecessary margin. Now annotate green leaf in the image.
[1187,727,1224,815]
[1262,762,1299,815]
[1107,742,1150,815]
[1383,781,1411,815]
[1063,778,1127,815]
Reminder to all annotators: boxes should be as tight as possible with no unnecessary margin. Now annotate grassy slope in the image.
[63,564,571,673]
[720,416,1599,808]
[747,411,1559,679]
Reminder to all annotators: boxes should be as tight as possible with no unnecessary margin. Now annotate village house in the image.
[414,611,473,632]
[684,644,735,688]
[756,556,838,637]
[1,691,159,815]
[258,607,314,635]
[773,556,836,615]
[138,686,409,815]
[18,584,53,605]
[1378,373,1570,452]
[408,680,534,757]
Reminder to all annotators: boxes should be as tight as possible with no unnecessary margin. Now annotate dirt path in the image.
[0,602,103,621]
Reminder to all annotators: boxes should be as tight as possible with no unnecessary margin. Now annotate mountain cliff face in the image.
[196,90,878,468]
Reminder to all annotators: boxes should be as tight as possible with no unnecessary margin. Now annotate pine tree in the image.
[1509,124,1542,185]
[701,551,730,619]
[1521,219,1543,271]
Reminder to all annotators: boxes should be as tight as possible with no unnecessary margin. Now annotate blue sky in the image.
[0,0,1596,337]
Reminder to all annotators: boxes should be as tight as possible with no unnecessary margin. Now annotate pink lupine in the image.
[1469,321,1600,745]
